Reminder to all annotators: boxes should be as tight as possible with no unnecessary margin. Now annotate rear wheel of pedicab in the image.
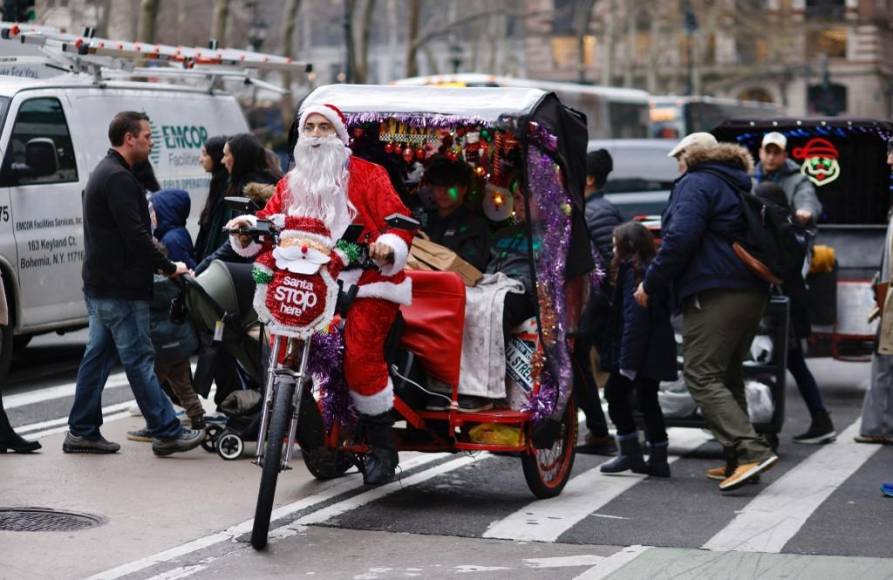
[521,399,577,499]
[251,381,295,550]
[302,447,355,479]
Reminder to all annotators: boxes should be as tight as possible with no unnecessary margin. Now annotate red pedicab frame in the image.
[296,85,594,498]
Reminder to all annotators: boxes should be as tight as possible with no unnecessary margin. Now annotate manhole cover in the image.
[0,508,105,532]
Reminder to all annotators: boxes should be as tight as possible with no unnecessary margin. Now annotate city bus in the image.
[650,96,783,139]
[394,74,650,139]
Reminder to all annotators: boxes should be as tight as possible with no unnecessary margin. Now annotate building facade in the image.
[524,0,893,118]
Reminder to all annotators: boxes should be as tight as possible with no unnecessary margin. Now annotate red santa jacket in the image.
[250,156,414,305]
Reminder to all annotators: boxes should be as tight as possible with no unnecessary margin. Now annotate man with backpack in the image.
[634,132,778,492]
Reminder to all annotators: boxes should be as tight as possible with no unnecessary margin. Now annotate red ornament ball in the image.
[415,147,426,160]
[384,142,395,154]
[446,151,458,162]
[402,147,415,163]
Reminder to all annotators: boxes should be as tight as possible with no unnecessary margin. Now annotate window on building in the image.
[552,0,576,35]
[805,0,846,20]
[806,27,848,58]
[550,36,596,69]
[736,37,768,64]
[808,82,847,116]
[1,97,77,186]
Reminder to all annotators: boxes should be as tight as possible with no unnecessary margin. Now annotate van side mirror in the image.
[8,138,59,180]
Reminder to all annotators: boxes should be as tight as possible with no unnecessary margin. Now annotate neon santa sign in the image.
[791,137,841,187]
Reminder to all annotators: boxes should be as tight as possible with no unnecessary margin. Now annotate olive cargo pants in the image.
[682,288,774,464]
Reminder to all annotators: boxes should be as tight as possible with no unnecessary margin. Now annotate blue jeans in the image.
[68,296,182,439]
[787,345,827,417]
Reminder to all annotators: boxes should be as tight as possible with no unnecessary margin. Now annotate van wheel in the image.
[0,323,12,382]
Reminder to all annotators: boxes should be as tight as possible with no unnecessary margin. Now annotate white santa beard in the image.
[288,136,356,239]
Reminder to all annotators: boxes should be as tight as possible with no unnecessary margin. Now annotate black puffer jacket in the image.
[584,192,622,265]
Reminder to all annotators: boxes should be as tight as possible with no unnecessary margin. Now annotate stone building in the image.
[523,0,893,118]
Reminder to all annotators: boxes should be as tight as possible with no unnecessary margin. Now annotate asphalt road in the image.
[2,332,893,580]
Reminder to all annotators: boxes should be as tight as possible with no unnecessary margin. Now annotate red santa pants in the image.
[343,297,399,416]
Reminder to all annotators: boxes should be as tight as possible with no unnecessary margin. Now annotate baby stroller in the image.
[177,259,266,460]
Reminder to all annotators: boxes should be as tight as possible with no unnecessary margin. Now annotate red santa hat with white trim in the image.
[298,103,350,146]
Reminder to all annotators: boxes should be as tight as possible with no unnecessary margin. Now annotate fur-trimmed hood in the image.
[681,143,754,174]
[243,181,277,204]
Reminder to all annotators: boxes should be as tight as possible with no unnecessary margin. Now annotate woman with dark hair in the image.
[599,221,676,477]
[194,135,229,262]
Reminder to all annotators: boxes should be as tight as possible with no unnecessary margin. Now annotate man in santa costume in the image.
[227,104,414,485]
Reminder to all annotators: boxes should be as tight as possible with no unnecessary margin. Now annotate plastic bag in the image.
[746,380,774,424]
[468,423,523,446]
[657,378,698,418]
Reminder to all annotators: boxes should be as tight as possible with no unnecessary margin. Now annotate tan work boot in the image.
[719,455,778,491]
[706,464,760,483]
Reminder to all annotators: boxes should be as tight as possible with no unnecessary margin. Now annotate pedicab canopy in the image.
[713,118,893,226]
[298,84,593,425]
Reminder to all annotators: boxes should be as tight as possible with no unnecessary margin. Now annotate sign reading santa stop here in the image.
[267,270,329,326]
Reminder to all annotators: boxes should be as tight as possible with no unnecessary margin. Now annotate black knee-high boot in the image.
[0,391,40,453]
[361,412,398,485]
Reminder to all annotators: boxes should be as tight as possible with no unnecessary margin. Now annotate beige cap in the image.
[761,131,787,150]
[667,132,718,158]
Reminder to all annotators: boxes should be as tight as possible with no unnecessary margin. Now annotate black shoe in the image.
[190,417,206,431]
[424,394,451,411]
[152,428,204,456]
[646,440,670,478]
[793,411,836,444]
[600,433,647,474]
[0,433,41,453]
[361,412,399,485]
[576,433,617,455]
[62,432,120,454]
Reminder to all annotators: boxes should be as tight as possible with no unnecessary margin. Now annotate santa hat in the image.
[298,103,350,145]
[278,216,333,246]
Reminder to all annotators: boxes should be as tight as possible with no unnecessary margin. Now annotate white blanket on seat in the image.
[459,273,525,398]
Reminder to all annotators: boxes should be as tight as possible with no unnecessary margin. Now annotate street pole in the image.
[682,0,697,96]
[344,0,355,83]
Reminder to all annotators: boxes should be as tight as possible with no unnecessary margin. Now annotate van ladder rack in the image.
[0,23,311,92]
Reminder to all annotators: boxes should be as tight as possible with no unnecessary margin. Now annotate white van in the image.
[0,76,250,377]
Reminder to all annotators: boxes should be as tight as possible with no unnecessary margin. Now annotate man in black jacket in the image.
[65,111,204,456]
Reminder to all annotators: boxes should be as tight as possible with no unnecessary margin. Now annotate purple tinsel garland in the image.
[522,145,574,424]
[307,328,355,429]
[345,112,491,130]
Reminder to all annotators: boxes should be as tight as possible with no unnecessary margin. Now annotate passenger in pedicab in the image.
[226,103,415,486]
[420,156,490,272]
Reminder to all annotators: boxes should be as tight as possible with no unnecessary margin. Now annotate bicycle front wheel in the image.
[251,380,295,550]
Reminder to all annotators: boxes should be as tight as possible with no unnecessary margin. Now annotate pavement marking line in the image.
[5,372,129,409]
[144,565,208,580]
[18,401,135,435]
[702,419,880,553]
[293,453,482,526]
[572,545,650,580]
[483,428,710,542]
[523,555,605,568]
[85,453,449,580]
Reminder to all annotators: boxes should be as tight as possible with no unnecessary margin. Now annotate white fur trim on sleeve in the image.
[269,214,285,229]
[349,379,394,416]
[375,233,409,276]
[334,248,349,266]
[355,278,412,305]
[229,235,263,258]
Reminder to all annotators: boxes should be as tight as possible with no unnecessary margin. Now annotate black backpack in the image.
[698,169,789,285]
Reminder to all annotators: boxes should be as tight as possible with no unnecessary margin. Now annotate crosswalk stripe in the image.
[482,428,711,542]
[572,545,650,579]
[702,419,880,553]
[5,372,128,409]
[294,453,481,526]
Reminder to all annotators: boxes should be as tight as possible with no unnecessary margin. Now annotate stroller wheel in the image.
[202,424,223,453]
[217,431,244,461]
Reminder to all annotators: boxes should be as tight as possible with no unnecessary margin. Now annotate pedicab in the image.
[242,84,593,549]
